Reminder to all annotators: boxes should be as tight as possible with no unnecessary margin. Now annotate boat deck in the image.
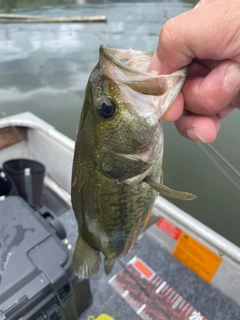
[60,209,240,320]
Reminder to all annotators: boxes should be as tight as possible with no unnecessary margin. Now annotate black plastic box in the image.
[0,196,92,320]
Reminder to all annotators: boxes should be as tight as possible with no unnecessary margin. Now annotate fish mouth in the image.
[100,45,154,76]
[100,45,187,90]
[99,45,188,117]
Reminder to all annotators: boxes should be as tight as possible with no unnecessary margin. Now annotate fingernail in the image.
[223,63,240,92]
[186,128,207,143]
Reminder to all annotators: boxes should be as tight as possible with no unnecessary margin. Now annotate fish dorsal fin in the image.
[73,235,101,278]
[144,177,196,201]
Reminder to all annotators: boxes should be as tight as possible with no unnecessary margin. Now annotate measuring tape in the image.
[109,256,207,320]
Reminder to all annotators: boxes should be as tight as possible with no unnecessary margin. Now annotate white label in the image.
[189,311,203,320]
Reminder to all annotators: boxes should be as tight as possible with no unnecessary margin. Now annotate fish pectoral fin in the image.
[73,235,101,278]
[123,166,153,186]
[144,177,196,201]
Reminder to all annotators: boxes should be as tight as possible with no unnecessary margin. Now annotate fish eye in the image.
[96,98,116,119]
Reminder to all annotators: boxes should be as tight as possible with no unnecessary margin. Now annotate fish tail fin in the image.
[73,235,101,278]
[144,177,196,201]
[104,257,117,275]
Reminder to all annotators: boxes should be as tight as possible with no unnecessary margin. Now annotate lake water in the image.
[0,0,240,246]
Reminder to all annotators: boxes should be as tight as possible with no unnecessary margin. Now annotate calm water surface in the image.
[0,1,240,246]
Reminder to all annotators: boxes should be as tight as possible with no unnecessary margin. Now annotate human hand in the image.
[149,0,240,143]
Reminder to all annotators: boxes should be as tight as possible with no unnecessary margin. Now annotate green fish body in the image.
[71,45,195,278]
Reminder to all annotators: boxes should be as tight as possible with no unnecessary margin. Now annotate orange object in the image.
[173,232,222,283]
[134,259,153,279]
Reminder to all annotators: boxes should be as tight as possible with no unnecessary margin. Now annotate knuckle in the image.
[200,94,223,115]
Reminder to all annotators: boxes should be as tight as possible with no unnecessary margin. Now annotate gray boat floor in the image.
[60,210,240,320]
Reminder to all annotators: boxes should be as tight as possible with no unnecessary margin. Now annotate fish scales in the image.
[71,45,196,278]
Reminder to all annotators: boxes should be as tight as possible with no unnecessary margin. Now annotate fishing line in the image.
[117,258,172,320]
[43,88,70,123]
[205,143,240,179]
[44,103,63,122]
[197,142,240,192]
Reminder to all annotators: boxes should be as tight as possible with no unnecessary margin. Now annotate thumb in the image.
[148,0,240,74]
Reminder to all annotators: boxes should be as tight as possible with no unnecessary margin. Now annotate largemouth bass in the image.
[71,45,196,278]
